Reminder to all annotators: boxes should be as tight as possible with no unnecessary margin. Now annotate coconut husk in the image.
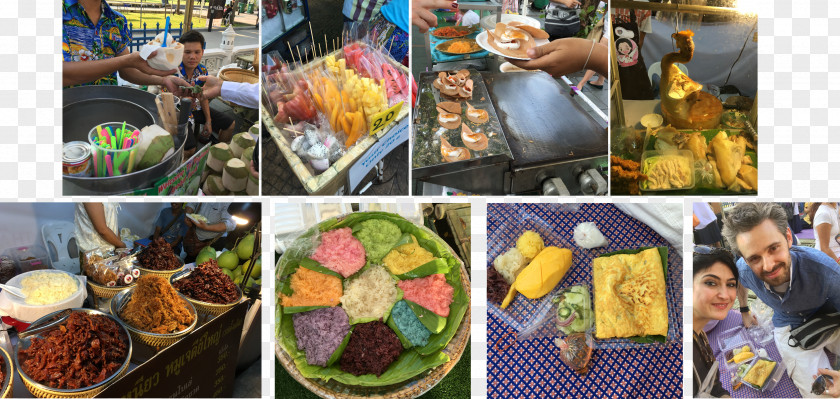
[441,137,470,162]
[203,174,229,195]
[222,158,248,192]
[460,123,488,151]
[466,102,489,124]
[208,143,234,173]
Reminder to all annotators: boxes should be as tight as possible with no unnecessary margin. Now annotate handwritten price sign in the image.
[369,101,404,136]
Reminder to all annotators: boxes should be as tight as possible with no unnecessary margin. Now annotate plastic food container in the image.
[552,284,594,337]
[639,149,695,192]
[0,270,86,323]
[9,247,48,273]
[739,356,784,392]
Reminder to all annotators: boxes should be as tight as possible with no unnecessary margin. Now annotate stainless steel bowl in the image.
[14,308,132,398]
[63,85,188,195]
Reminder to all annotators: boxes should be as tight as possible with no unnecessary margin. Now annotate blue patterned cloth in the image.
[487,203,684,398]
[62,0,131,86]
[707,310,801,398]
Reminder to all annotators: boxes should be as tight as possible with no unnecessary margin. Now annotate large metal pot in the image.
[63,85,189,195]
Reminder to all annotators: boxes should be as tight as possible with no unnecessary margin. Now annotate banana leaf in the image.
[326,327,353,367]
[299,257,343,279]
[406,300,447,335]
[395,258,451,280]
[386,313,416,349]
[595,246,669,343]
[283,305,332,314]
[277,211,468,386]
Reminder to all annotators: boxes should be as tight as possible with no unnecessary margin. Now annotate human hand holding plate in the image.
[507,38,607,78]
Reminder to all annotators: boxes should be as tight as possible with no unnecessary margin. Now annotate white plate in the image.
[480,14,541,31]
[475,30,550,61]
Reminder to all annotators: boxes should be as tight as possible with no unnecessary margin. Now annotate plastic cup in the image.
[88,122,140,177]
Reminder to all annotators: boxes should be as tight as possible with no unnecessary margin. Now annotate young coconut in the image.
[222,158,249,192]
[436,101,462,130]
[240,146,255,165]
[230,132,256,158]
[134,124,175,171]
[203,174,229,195]
[440,136,470,162]
[207,143,234,173]
[144,32,184,70]
[246,173,259,196]
[461,123,488,151]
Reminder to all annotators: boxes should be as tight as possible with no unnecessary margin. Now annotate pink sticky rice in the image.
[310,227,366,278]
[397,273,454,317]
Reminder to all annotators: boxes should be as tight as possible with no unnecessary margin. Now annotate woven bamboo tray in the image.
[275,218,471,398]
[87,280,135,299]
[170,269,244,317]
[221,68,259,84]
[137,260,185,280]
[110,287,197,349]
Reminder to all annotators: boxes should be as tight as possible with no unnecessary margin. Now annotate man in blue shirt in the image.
[63,0,189,90]
[722,202,840,397]
[152,203,187,256]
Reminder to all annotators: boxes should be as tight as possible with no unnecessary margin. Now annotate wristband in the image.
[739,306,750,313]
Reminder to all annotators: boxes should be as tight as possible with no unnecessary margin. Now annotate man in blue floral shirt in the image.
[176,30,236,157]
[62,0,188,90]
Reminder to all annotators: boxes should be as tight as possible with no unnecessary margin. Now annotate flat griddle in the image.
[483,71,607,168]
[412,69,513,179]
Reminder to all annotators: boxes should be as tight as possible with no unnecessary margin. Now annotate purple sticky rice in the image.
[293,307,350,367]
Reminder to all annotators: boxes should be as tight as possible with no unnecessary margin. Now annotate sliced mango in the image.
[500,246,573,308]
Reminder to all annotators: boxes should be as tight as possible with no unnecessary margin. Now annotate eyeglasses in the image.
[693,245,733,256]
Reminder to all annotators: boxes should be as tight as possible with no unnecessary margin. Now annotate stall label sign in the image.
[97,302,248,398]
[154,143,210,196]
[349,117,409,191]
[369,101,403,136]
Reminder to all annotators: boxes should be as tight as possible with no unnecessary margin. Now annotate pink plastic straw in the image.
[106,154,113,176]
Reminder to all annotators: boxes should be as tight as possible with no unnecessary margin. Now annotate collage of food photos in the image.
[12,0,835,398]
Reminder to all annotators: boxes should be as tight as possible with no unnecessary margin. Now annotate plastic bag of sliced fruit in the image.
[275,211,470,395]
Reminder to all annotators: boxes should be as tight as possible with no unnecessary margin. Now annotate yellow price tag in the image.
[369,101,404,135]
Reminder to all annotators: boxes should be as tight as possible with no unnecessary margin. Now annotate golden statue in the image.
[660,31,722,129]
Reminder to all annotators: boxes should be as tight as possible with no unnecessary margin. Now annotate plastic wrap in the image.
[83,247,140,287]
[487,203,682,350]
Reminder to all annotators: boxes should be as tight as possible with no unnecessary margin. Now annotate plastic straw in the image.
[127,149,136,174]
[106,154,113,177]
[162,17,171,47]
